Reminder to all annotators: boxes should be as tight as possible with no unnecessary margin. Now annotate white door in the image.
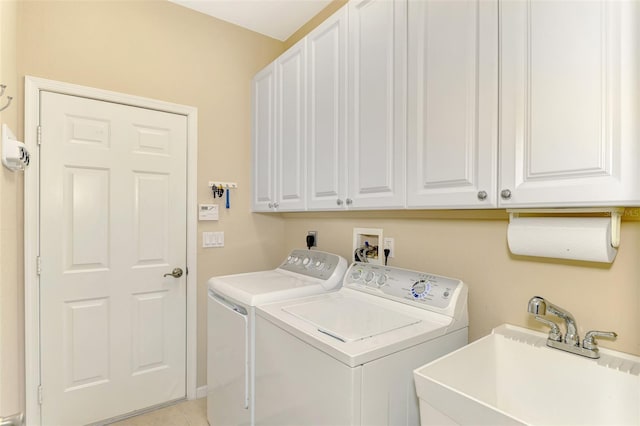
[499,0,640,207]
[276,39,307,211]
[348,0,406,209]
[407,0,498,209]
[252,63,277,212]
[39,91,187,425]
[307,5,348,210]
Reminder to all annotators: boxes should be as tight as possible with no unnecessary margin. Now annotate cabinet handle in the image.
[273,202,279,208]
[336,199,344,206]
[268,202,273,208]
[345,198,353,206]
[500,189,512,200]
[477,191,488,201]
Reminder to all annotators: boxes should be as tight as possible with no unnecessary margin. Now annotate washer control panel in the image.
[345,262,463,310]
[278,249,346,280]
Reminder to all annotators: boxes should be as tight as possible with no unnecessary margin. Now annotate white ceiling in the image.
[169,0,333,41]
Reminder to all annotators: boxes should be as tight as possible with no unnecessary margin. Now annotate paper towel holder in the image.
[507,208,624,248]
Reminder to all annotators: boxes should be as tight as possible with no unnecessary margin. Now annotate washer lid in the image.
[209,270,330,306]
[283,297,421,343]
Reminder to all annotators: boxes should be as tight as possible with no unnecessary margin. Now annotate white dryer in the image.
[207,249,347,426]
[254,262,468,426]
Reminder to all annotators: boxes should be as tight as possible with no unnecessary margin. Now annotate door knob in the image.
[163,267,183,278]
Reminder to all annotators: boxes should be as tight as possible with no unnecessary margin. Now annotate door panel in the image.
[207,294,250,425]
[499,0,640,206]
[276,40,307,210]
[40,91,187,425]
[252,64,276,211]
[307,6,348,210]
[407,0,498,208]
[348,0,406,208]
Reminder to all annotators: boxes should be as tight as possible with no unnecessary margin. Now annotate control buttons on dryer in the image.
[376,274,388,287]
[302,257,311,266]
[351,268,363,281]
[364,271,375,283]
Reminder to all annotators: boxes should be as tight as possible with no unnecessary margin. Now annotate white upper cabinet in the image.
[407,0,498,209]
[307,6,348,210]
[252,40,307,212]
[499,0,640,207]
[276,40,307,211]
[254,0,640,212]
[252,63,276,211]
[347,0,407,209]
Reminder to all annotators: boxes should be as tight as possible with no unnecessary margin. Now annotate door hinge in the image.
[37,125,42,145]
[38,385,43,404]
[36,256,41,275]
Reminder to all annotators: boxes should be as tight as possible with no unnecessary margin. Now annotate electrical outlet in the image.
[307,231,317,247]
[383,237,395,258]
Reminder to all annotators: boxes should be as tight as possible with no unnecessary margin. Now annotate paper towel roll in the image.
[507,216,617,263]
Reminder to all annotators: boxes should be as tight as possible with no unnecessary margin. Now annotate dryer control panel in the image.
[278,249,347,281]
[344,262,465,312]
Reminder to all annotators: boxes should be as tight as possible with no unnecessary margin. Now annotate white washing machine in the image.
[254,262,469,426]
[207,249,348,426]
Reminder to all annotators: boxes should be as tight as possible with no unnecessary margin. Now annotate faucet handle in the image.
[583,330,617,350]
[533,316,562,342]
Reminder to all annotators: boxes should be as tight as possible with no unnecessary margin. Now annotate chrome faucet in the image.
[527,296,617,359]
[527,296,579,346]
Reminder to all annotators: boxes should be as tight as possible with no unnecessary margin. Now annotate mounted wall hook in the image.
[0,84,13,112]
[0,96,13,113]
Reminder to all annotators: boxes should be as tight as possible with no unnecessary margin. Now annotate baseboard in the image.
[196,385,208,399]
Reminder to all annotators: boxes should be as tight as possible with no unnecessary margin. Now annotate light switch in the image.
[203,231,224,248]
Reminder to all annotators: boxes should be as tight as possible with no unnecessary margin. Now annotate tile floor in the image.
[108,398,208,426]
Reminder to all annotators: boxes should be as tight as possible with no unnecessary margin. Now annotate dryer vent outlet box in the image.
[353,228,383,265]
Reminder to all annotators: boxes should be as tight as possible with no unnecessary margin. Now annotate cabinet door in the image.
[252,63,276,211]
[276,40,307,211]
[407,0,498,209]
[347,0,406,209]
[500,0,640,207]
[307,6,348,210]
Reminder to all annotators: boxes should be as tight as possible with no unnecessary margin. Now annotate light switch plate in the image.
[203,231,224,248]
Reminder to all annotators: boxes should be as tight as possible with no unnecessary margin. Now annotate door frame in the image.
[24,76,199,425]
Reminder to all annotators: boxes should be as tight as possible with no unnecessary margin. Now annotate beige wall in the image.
[15,0,286,396]
[4,0,639,419]
[0,0,24,418]
[281,211,640,356]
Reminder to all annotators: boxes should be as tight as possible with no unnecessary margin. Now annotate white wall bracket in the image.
[2,123,30,171]
[507,207,624,248]
[208,181,238,190]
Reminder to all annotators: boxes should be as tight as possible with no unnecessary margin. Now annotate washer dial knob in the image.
[411,280,432,299]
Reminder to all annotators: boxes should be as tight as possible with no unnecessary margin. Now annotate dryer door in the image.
[207,290,250,426]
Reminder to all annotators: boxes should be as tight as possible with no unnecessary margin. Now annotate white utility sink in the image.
[414,324,640,426]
